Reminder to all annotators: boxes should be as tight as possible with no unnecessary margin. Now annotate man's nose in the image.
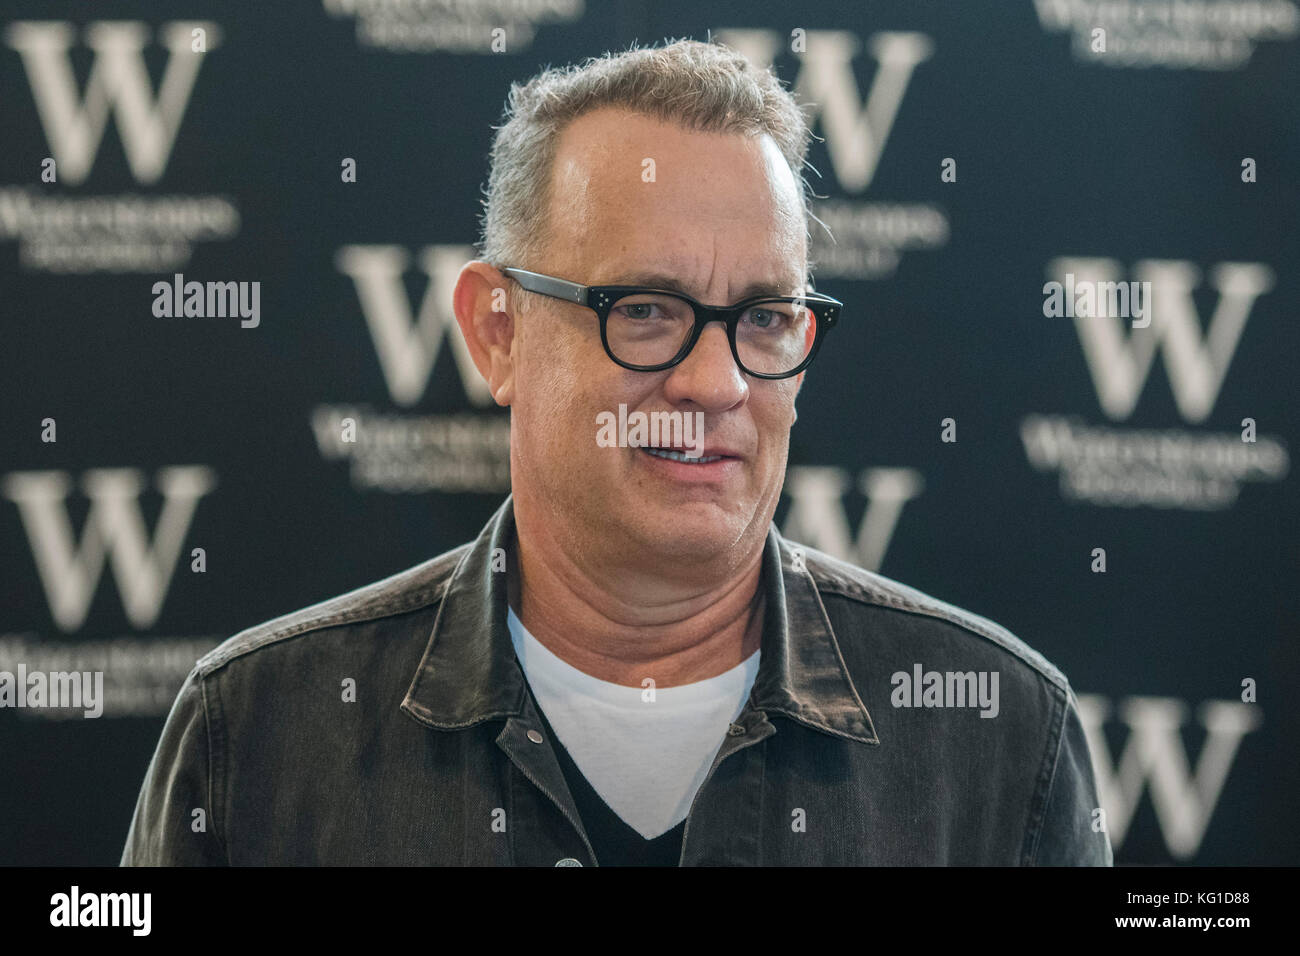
[662,322,749,411]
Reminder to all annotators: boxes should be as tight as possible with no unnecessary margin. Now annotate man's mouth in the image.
[641,447,725,464]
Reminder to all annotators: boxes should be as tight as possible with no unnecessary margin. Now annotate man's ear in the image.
[453,261,517,406]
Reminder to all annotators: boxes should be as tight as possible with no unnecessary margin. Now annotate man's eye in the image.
[620,304,661,320]
[744,308,784,330]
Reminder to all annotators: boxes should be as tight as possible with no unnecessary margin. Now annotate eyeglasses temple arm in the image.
[502,268,588,305]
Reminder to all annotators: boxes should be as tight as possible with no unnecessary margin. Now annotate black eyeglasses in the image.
[501,267,842,380]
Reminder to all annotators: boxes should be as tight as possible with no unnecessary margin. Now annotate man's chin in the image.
[615,500,749,562]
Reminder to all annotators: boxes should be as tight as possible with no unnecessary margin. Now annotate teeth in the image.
[644,448,723,464]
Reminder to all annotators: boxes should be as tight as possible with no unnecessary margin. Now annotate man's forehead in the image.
[550,111,797,194]
[554,118,798,212]
[592,258,806,301]
[544,110,807,298]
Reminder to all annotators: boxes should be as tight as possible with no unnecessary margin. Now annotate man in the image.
[122,38,1111,866]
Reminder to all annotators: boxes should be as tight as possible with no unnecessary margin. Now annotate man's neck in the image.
[507,517,766,689]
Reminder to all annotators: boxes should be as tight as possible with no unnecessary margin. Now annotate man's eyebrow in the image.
[607,272,800,302]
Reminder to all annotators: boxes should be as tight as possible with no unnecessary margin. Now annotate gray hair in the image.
[477,37,819,308]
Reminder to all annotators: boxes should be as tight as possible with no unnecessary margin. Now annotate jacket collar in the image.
[401,496,878,744]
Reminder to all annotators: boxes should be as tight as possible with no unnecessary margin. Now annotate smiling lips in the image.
[643,447,725,464]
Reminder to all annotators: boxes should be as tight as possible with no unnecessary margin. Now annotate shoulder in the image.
[792,540,1071,696]
[195,541,472,677]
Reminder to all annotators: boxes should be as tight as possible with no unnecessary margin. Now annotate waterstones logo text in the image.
[596,404,706,460]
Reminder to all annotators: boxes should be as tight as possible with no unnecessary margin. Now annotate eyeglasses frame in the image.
[500,266,842,380]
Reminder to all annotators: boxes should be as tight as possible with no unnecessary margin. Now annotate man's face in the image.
[508,107,809,566]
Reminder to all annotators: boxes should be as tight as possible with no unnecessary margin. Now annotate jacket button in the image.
[555,858,583,866]
[527,729,544,744]
[727,722,746,736]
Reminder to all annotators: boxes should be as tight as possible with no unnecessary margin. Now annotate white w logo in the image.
[1050,258,1275,424]
[335,244,493,408]
[780,466,923,572]
[4,20,219,186]
[714,29,933,192]
[3,467,216,632]
[1077,695,1261,859]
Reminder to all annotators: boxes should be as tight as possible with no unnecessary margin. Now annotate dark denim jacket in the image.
[121,496,1112,866]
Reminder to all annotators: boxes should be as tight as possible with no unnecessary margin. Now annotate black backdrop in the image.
[2,0,1297,865]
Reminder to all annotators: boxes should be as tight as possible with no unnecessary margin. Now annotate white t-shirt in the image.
[507,607,761,839]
